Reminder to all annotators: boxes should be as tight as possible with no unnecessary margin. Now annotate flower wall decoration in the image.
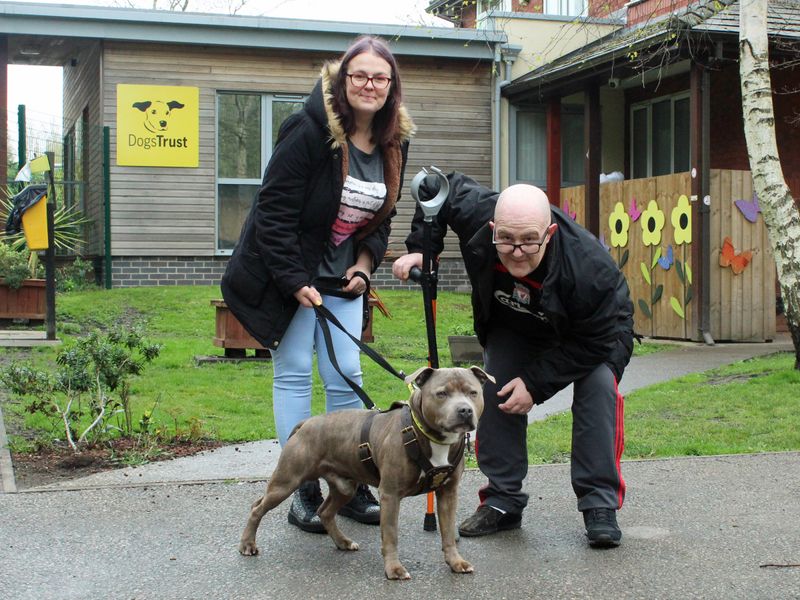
[608,202,630,248]
[671,195,692,245]
[640,200,665,246]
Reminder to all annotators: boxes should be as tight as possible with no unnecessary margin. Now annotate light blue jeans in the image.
[269,294,364,446]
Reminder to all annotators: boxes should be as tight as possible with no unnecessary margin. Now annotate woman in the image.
[221,36,414,533]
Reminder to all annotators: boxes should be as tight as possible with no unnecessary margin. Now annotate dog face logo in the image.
[132,100,185,133]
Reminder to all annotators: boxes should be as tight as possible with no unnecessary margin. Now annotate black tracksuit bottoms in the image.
[476,327,626,515]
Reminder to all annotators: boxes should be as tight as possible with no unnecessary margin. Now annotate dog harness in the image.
[358,403,466,496]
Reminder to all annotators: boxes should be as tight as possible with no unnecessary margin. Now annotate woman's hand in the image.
[294,285,322,307]
[343,250,373,296]
[497,377,534,414]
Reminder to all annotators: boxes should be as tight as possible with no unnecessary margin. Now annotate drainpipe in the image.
[700,67,714,346]
[494,44,521,191]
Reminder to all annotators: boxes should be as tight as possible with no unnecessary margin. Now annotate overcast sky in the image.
[5,0,447,156]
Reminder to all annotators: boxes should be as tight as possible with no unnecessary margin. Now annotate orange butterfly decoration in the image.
[719,236,752,275]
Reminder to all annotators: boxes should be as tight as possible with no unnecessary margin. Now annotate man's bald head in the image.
[494,184,551,226]
[490,184,555,278]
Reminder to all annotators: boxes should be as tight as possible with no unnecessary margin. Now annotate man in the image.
[393,173,634,548]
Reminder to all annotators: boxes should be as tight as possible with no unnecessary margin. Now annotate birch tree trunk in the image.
[739,0,800,368]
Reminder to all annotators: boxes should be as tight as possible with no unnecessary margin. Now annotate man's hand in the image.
[497,377,534,414]
[294,285,322,308]
[392,253,423,281]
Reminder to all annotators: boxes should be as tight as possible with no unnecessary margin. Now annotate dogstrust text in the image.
[116,84,200,167]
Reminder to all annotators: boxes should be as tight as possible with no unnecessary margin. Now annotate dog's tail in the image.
[287,420,307,440]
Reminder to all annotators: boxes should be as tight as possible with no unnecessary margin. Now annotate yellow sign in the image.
[116,84,199,167]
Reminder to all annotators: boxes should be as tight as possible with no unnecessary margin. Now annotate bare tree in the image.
[739,0,800,367]
[113,0,248,13]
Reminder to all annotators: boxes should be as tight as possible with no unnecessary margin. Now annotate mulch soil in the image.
[9,438,223,490]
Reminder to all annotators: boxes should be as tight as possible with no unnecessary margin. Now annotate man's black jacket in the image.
[405,172,634,404]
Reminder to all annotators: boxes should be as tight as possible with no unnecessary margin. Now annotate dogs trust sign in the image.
[116,84,199,167]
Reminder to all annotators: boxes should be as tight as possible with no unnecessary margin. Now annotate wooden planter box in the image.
[0,278,46,321]
[211,297,379,358]
[447,335,483,365]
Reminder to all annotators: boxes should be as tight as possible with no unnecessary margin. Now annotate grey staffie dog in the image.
[238,365,493,580]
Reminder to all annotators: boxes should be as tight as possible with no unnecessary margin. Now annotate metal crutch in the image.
[408,166,449,531]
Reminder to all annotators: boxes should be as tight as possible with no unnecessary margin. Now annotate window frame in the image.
[629,91,691,178]
[544,0,587,17]
[509,103,585,191]
[214,91,305,255]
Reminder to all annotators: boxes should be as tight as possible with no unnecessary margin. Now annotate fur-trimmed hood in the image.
[315,60,416,149]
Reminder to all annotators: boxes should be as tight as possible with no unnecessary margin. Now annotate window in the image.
[216,93,304,252]
[630,93,690,178]
[511,106,584,189]
[544,0,587,17]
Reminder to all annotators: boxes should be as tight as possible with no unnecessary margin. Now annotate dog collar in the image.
[410,406,448,445]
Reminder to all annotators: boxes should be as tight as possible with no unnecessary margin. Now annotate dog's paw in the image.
[385,563,411,580]
[335,539,359,551]
[238,541,259,556]
[448,558,474,574]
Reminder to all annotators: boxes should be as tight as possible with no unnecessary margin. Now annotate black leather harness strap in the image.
[358,410,380,479]
[357,404,465,495]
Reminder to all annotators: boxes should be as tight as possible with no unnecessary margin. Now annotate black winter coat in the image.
[405,172,634,403]
[221,61,414,350]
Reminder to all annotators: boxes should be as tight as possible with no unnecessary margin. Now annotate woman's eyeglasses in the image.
[347,72,392,89]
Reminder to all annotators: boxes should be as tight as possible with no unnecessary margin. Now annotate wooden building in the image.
[0,2,506,289]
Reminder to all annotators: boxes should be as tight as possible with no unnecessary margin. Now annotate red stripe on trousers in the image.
[614,378,626,508]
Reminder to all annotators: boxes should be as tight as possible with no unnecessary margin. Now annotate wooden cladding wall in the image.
[63,41,103,256]
[101,43,492,258]
[707,169,775,342]
[561,170,776,342]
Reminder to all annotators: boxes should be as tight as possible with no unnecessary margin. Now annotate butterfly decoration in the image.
[561,200,577,221]
[628,197,642,222]
[719,236,752,275]
[598,233,611,252]
[734,192,761,223]
[657,244,674,270]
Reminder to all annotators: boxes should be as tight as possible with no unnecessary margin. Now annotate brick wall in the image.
[106,255,474,292]
[711,63,800,187]
[110,256,229,287]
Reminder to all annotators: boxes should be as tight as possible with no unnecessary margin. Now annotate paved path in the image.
[1,453,798,599]
[1,335,798,599]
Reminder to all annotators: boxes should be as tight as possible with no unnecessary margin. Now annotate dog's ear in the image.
[132,101,152,112]
[468,366,495,385]
[404,366,434,388]
[167,100,185,111]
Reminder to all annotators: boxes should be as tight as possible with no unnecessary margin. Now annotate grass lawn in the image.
[2,286,798,463]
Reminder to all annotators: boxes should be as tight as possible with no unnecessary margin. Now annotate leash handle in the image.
[313,303,407,410]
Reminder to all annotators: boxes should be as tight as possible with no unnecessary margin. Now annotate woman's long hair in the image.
[331,36,403,147]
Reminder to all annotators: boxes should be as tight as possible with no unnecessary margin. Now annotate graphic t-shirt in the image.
[315,141,386,291]
[489,260,555,342]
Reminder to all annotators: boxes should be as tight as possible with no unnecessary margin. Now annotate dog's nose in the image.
[160,120,167,127]
[457,405,474,421]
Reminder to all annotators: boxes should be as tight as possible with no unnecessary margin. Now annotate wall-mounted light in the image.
[19,48,41,56]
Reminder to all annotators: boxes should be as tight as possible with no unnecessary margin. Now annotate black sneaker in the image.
[458,504,522,537]
[583,508,622,548]
[288,480,326,534]
[338,483,381,525]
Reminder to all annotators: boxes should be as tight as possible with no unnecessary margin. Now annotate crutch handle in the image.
[408,266,422,284]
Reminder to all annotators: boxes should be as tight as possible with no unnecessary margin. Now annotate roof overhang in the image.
[0,1,507,66]
[503,0,800,103]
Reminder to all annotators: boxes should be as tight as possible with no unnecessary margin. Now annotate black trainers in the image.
[458,504,522,537]
[288,480,326,534]
[583,508,622,548]
[338,483,381,525]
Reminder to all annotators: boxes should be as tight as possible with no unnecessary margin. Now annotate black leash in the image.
[313,303,407,410]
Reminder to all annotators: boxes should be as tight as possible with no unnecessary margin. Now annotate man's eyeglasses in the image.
[347,72,392,89]
[492,229,551,255]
